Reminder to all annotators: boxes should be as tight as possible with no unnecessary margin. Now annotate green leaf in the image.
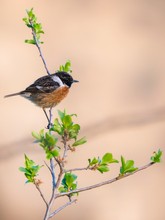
[39,129,45,138]
[45,152,52,159]
[32,165,41,172]
[25,39,36,44]
[65,173,77,188]
[22,17,29,25]
[97,165,109,173]
[102,153,119,164]
[151,149,162,163]
[45,147,59,159]
[71,183,77,190]
[88,157,98,166]
[25,173,33,182]
[120,156,126,169]
[58,186,67,193]
[125,160,134,169]
[51,149,59,157]
[45,132,57,146]
[46,152,53,159]
[32,131,40,141]
[59,65,64,71]
[19,167,27,172]
[71,124,80,133]
[51,118,63,134]
[63,115,72,129]
[25,155,35,168]
[69,124,80,139]
[72,137,87,147]
[27,8,34,18]
[120,156,138,175]
[22,169,32,176]
[102,153,112,163]
[60,173,78,193]
[126,167,138,173]
[58,110,66,121]
[64,60,72,72]
[58,60,72,73]
[25,180,31,184]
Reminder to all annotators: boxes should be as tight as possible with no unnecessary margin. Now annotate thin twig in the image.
[65,167,89,173]
[35,183,48,207]
[54,157,64,190]
[44,160,56,187]
[49,108,53,123]
[62,132,68,160]
[43,115,56,219]
[56,162,155,198]
[49,199,77,218]
[43,109,52,129]
[44,161,52,173]
[53,132,69,191]
[43,160,56,220]
[50,158,56,188]
[29,20,50,76]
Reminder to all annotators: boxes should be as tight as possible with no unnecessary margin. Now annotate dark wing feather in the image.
[21,74,60,94]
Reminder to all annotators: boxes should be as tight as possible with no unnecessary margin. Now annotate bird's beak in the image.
[73,79,79,83]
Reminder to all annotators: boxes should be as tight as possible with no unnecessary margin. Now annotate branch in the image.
[54,157,64,190]
[29,20,50,76]
[44,161,52,173]
[50,158,56,188]
[65,167,89,173]
[35,183,48,207]
[62,132,69,160]
[56,162,155,198]
[43,159,56,220]
[49,199,77,218]
[44,161,56,188]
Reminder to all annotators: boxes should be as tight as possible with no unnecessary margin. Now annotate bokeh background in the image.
[1,0,165,219]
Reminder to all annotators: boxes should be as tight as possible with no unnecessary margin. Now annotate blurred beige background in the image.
[1,0,165,219]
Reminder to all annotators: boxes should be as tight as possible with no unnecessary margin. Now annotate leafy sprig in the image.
[23,8,44,44]
[59,173,78,196]
[32,130,59,159]
[19,155,42,183]
[51,110,87,147]
[88,153,119,173]
[120,156,138,175]
[58,60,72,73]
[32,110,86,160]
[151,149,162,163]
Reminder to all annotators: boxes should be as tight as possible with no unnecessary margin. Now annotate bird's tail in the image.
[4,92,21,98]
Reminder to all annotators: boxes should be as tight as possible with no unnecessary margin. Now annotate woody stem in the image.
[30,20,51,76]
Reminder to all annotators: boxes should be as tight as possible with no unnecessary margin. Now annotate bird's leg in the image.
[42,108,52,129]
[49,107,53,128]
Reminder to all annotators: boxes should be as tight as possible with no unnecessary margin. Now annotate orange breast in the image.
[33,86,69,108]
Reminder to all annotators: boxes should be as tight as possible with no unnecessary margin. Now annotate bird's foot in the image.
[46,122,53,129]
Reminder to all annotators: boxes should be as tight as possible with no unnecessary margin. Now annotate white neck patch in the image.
[52,75,64,87]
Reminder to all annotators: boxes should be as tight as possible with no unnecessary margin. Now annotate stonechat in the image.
[5,71,78,127]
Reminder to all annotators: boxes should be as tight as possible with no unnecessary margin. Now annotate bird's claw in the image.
[46,122,53,129]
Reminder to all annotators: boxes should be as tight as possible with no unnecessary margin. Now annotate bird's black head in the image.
[55,71,79,87]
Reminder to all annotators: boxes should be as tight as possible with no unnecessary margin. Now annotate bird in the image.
[5,71,79,128]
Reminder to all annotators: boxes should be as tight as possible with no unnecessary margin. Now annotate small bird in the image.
[5,71,78,127]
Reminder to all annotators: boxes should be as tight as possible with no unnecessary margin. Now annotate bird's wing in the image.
[22,75,60,94]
